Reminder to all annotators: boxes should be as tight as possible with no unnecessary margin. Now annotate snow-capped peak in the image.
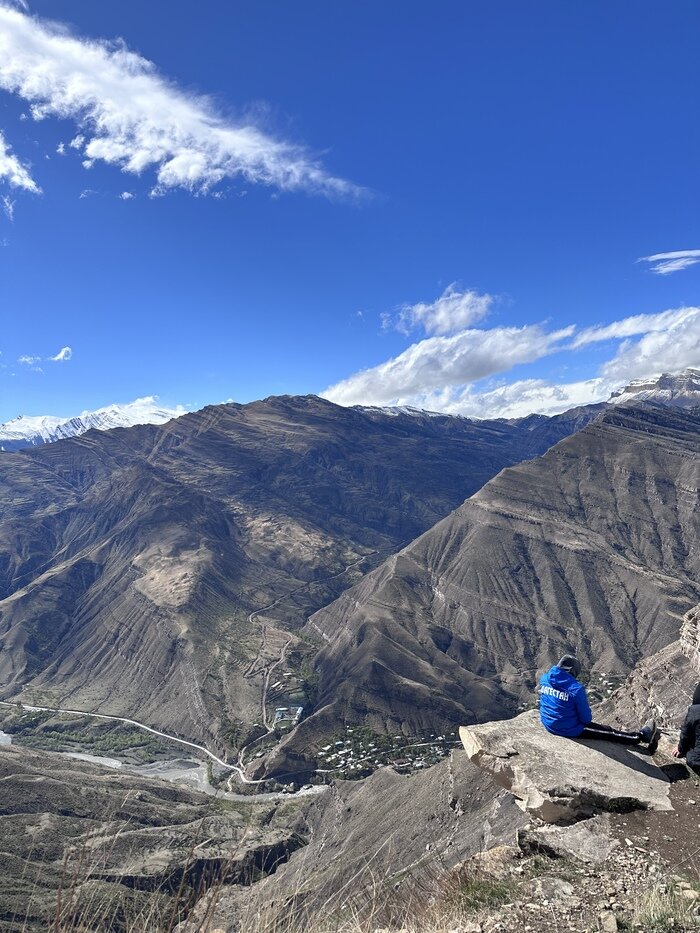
[355,404,461,420]
[609,369,700,409]
[0,396,187,451]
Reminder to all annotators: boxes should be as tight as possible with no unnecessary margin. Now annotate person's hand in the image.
[673,749,682,758]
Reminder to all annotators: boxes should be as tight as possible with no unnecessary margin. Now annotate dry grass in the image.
[233,856,517,933]
[620,882,700,933]
[13,843,513,933]
[21,834,700,933]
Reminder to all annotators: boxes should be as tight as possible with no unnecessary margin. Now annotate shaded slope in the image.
[277,406,700,771]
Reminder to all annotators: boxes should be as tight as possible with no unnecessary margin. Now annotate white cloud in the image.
[601,308,700,385]
[462,310,700,417]
[119,190,134,200]
[391,285,494,336]
[0,6,362,199]
[571,307,696,348]
[0,128,39,192]
[324,290,700,417]
[78,188,97,199]
[49,346,72,362]
[324,324,574,407]
[421,377,608,420]
[638,250,700,275]
[2,194,14,220]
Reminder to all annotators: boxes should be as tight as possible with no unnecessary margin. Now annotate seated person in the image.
[539,655,659,752]
[673,683,700,772]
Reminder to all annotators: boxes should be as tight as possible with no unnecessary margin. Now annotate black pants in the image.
[578,720,643,746]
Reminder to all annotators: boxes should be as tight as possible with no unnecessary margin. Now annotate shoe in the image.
[647,725,661,755]
[639,719,657,744]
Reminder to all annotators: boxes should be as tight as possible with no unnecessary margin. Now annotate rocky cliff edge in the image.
[460,709,674,823]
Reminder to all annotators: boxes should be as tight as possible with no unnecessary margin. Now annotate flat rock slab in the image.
[518,814,618,864]
[460,709,673,823]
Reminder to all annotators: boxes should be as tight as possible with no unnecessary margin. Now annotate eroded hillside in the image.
[265,406,700,777]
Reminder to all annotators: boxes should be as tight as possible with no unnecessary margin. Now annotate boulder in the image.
[460,710,673,823]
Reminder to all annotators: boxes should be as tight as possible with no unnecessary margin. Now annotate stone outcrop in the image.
[680,602,700,674]
[460,710,673,823]
[601,603,700,741]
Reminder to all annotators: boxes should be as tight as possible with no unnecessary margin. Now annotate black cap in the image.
[558,655,582,678]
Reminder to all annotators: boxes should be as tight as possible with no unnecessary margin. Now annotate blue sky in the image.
[0,0,699,421]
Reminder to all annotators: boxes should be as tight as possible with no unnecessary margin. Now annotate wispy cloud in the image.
[571,307,696,348]
[0,128,39,193]
[387,285,495,336]
[119,191,134,200]
[0,5,362,199]
[638,249,700,275]
[49,346,72,362]
[456,306,700,417]
[2,194,14,220]
[17,354,43,372]
[601,308,700,385]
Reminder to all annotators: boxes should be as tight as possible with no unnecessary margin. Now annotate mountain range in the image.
[0,396,187,451]
[2,369,698,454]
[0,370,698,782]
[0,394,602,754]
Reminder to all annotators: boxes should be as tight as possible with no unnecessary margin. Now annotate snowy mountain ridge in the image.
[0,396,187,451]
[610,369,700,408]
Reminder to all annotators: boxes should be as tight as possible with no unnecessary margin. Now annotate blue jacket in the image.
[539,666,592,738]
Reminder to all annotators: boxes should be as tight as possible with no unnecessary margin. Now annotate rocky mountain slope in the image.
[265,405,700,776]
[2,392,700,932]
[0,396,186,451]
[0,394,593,754]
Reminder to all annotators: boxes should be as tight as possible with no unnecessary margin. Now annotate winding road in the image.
[0,698,263,784]
[0,549,385,791]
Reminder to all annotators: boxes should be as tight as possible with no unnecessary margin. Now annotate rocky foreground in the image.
[3,678,700,932]
[3,606,700,932]
[176,619,700,933]
[452,715,700,933]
